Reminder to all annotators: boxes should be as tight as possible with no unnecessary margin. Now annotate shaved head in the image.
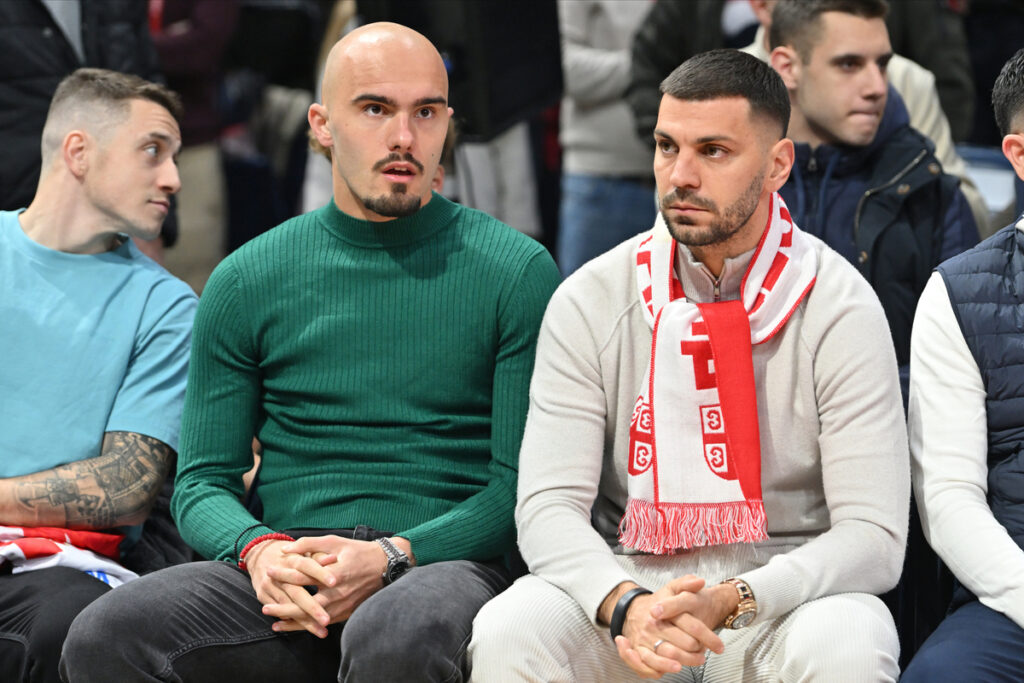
[321,22,448,109]
[308,21,453,221]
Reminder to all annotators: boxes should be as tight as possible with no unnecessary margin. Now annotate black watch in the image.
[376,537,412,585]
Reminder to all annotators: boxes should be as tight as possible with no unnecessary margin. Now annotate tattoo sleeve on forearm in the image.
[13,431,173,529]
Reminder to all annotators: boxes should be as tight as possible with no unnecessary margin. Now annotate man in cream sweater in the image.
[471,49,908,681]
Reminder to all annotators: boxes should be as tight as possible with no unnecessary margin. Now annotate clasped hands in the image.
[243,535,392,639]
[612,575,737,679]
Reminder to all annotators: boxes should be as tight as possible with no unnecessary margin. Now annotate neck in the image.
[784,104,824,151]
[20,177,120,254]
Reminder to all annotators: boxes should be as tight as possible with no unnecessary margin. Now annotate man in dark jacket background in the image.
[766,0,977,394]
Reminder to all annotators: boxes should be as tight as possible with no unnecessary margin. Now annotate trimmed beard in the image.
[660,170,764,247]
[360,183,422,218]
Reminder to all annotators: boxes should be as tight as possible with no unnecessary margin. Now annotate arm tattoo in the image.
[13,432,173,529]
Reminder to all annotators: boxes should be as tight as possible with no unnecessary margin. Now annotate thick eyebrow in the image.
[829,50,893,65]
[694,135,735,145]
[351,94,448,108]
[653,130,735,146]
[653,129,676,144]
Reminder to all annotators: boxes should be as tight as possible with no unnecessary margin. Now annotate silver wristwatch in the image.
[376,537,412,585]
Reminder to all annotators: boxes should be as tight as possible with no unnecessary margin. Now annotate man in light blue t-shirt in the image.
[0,68,196,683]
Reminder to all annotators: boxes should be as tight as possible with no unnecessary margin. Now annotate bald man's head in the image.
[307,22,453,221]
[321,22,448,112]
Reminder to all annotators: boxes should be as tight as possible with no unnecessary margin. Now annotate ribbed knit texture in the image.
[171,193,561,564]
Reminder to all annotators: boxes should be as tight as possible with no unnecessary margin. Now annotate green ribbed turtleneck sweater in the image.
[171,194,561,564]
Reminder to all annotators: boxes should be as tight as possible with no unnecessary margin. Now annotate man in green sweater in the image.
[62,22,560,683]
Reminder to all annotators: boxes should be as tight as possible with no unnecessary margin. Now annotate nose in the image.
[387,112,415,152]
[159,158,181,195]
[863,62,887,100]
[668,149,700,191]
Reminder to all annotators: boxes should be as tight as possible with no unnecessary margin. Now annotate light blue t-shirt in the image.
[0,210,197,477]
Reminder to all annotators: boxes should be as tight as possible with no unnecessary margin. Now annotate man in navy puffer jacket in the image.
[768,0,978,397]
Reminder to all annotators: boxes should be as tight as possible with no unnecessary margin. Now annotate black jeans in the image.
[0,567,110,683]
[60,556,510,682]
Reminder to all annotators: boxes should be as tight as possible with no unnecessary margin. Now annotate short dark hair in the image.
[993,48,1024,136]
[770,0,889,61]
[50,68,183,123]
[41,68,182,168]
[660,49,790,138]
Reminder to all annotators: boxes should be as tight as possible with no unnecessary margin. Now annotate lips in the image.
[149,199,169,213]
[382,163,416,179]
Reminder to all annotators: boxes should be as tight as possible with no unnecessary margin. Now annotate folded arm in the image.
[0,431,173,529]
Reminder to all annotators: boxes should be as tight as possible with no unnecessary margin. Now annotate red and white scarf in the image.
[620,193,816,554]
[0,526,137,587]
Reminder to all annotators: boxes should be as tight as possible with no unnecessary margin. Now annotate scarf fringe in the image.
[618,498,768,555]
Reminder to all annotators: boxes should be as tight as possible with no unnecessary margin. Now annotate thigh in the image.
[901,600,1024,683]
[469,574,695,683]
[711,592,899,683]
[0,567,109,683]
[62,561,341,683]
[340,559,511,683]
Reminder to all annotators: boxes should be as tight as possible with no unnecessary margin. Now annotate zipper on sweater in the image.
[852,148,928,264]
[713,275,721,301]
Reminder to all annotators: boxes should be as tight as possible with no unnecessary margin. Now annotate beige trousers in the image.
[470,552,899,682]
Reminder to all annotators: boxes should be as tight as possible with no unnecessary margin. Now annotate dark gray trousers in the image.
[60,558,509,683]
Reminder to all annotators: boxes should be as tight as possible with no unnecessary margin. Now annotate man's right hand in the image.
[243,538,338,638]
[604,575,726,678]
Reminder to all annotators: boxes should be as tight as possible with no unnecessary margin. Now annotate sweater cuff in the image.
[231,524,276,563]
[576,564,641,626]
[735,564,804,625]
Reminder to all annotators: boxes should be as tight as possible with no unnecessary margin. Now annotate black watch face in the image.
[387,561,411,583]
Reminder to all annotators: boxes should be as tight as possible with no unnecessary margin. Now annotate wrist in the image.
[608,586,652,642]
[598,581,639,626]
[711,582,741,628]
[238,533,295,571]
[390,536,416,566]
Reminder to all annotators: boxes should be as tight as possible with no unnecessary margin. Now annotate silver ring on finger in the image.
[652,639,666,653]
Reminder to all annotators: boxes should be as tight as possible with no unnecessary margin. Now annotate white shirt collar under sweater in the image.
[675,243,756,304]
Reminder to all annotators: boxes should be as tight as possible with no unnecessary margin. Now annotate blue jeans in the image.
[60,558,510,682]
[557,173,658,277]
[901,599,1024,682]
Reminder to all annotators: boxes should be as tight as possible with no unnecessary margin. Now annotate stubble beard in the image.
[360,183,422,218]
[660,171,764,247]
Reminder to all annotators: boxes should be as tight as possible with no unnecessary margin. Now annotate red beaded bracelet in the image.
[237,533,295,571]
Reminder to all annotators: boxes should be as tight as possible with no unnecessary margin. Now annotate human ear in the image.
[62,131,88,178]
[1002,133,1024,182]
[766,137,794,192]
[769,46,800,90]
[308,103,333,147]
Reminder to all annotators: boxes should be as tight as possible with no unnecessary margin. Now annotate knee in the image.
[61,585,141,672]
[779,594,899,682]
[339,593,466,682]
[469,577,583,681]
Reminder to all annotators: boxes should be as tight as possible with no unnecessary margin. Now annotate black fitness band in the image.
[609,587,652,642]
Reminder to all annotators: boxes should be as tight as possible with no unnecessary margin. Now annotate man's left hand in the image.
[262,535,412,632]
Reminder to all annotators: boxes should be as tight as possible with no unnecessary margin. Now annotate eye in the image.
[365,103,384,116]
[143,144,159,157]
[836,57,861,72]
[657,139,677,155]
[415,107,434,119]
[704,145,727,158]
